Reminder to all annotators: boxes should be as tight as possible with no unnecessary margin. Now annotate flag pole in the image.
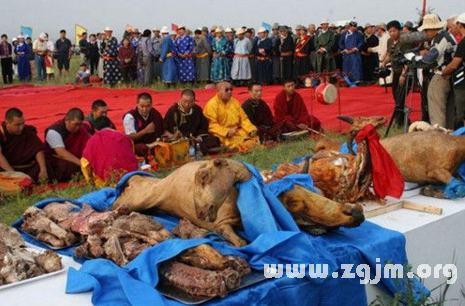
[422,0,427,17]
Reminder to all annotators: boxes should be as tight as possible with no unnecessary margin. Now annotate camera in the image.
[375,67,392,79]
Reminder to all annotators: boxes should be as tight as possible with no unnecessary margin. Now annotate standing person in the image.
[332,24,343,71]
[26,36,35,80]
[11,38,18,79]
[55,30,72,82]
[271,23,281,84]
[276,26,294,82]
[101,27,122,86]
[44,49,55,82]
[79,32,89,65]
[152,27,163,81]
[339,21,364,84]
[246,28,257,82]
[231,28,253,86]
[307,24,317,72]
[417,14,457,128]
[194,29,212,83]
[33,33,48,82]
[370,23,391,84]
[294,26,312,84]
[361,23,379,84]
[174,25,196,83]
[14,36,31,82]
[255,27,273,85]
[97,32,105,79]
[137,29,157,86]
[118,37,136,85]
[225,28,235,69]
[442,12,465,127]
[315,19,336,73]
[87,34,100,75]
[0,34,13,84]
[160,31,178,85]
[210,28,230,82]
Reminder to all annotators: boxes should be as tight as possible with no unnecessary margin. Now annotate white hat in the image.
[457,13,465,24]
[39,33,47,40]
[258,26,267,33]
[215,27,224,34]
[104,26,113,32]
[152,27,159,31]
[161,26,169,34]
[224,28,233,33]
[177,25,185,30]
[321,19,329,25]
[236,28,245,35]
[17,35,24,39]
[169,30,176,36]
[418,14,446,31]
[12,37,18,42]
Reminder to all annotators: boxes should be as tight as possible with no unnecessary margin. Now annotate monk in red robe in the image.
[0,108,47,182]
[81,116,138,187]
[242,83,282,141]
[273,79,321,132]
[44,108,91,182]
[84,99,115,135]
[164,89,220,154]
[123,92,165,157]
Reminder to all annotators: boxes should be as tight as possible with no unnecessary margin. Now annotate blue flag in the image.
[20,26,33,38]
[262,22,271,33]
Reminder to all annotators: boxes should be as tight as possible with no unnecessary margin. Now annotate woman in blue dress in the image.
[160,31,178,84]
[210,28,231,82]
[14,36,31,82]
[101,27,122,86]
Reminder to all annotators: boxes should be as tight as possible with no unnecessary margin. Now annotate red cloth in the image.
[355,124,404,199]
[273,90,321,131]
[82,129,138,180]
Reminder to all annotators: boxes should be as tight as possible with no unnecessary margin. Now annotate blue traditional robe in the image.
[160,37,178,83]
[338,30,364,83]
[102,36,122,85]
[174,35,195,82]
[210,37,230,82]
[15,43,31,81]
[255,37,273,85]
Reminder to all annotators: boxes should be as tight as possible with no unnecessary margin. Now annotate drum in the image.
[0,171,33,194]
[315,83,337,105]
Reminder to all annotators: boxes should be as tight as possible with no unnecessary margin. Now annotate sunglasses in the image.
[225,87,233,92]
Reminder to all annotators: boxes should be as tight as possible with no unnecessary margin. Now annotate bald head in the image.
[216,81,233,102]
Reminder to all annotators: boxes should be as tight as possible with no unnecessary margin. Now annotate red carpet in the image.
[0,84,422,139]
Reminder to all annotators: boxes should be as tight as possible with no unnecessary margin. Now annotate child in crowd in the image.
[44,49,55,81]
[74,63,91,85]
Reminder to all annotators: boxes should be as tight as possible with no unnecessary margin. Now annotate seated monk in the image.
[203,81,259,152]
[164,89,220,154]
[44,108,91,182]
[81,116,138,187]
[0,108,47,182]
[84,99,116,135]
[123,92,165,157]
[242,82,282,141]
[273,79,321,133]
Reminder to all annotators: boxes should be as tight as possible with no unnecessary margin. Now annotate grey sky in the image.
[1,0,464,42]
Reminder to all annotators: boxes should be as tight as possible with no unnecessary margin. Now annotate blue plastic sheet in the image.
[12,163,429,306]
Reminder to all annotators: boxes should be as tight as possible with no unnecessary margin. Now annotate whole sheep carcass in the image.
[113,159,364,247]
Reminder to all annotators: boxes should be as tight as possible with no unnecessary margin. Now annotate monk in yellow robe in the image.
[203,81,259,152]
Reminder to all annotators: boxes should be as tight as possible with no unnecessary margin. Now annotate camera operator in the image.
[415,14,457,129]
[442,13,465,127]
[380,21,414,126]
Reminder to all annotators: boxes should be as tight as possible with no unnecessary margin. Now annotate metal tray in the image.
[158,270,268,305]
[0,247,67,291]
[19,229,83,250]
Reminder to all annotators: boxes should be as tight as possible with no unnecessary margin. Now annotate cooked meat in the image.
[35,250,62,273]
[225,256,251,278]
[178,244,229,270]
[103,235,128,267]
[173,219,209,239]
[112,212,173,244]
[219,268,241,290]
[22,207,78,247]
[71,204,116,236]
[121,238,150,261]
[0,223,24,248]
[159,261,228,298]
[87,235,105,258]
[43,202,79,225]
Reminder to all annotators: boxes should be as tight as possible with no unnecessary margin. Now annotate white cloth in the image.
[371,32,389,63]
[45,130,65,149]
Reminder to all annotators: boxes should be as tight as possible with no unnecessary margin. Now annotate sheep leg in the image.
[215,224,247,247]
[426,168,453,185]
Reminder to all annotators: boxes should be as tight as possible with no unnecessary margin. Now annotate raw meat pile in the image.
[0,224,62,286]
[159,219,251,298]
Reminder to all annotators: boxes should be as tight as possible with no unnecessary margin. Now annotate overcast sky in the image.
[1,0,464,42]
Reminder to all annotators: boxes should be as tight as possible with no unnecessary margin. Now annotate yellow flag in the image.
[75,24,87,44]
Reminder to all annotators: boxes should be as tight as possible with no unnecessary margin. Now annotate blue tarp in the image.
[12,163,429,306]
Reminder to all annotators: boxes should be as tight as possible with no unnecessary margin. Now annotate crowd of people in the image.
[0,12,464,185]
[0,79,320,185]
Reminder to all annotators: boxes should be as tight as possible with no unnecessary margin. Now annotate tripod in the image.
[385,67,417,137]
